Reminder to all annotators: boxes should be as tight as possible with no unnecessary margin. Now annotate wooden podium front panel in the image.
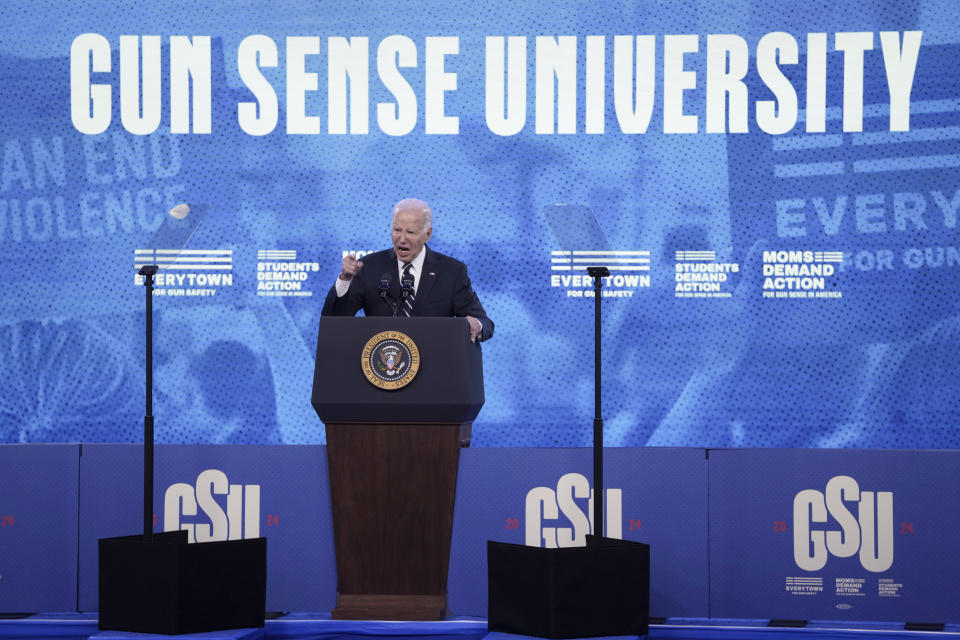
[326,423,465,619]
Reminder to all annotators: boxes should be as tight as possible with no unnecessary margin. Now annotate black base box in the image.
[99,531,266,635]
[488,536,649,639]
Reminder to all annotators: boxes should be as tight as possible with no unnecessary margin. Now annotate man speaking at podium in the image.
[321,198,494,343]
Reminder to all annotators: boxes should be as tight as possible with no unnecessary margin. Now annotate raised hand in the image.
[339,254,364,281]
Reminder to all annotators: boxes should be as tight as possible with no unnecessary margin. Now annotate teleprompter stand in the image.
[487,206,649,639]
[98,205,266,635]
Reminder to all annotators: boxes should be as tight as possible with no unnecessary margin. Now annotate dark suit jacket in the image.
[321,247,494,342]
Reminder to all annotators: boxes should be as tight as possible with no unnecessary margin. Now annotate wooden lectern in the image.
[311,317,484,621]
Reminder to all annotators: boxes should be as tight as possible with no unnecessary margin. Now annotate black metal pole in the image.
[587,266,609,539]
[140,265,158,541]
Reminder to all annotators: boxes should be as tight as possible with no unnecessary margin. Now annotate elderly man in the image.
[321,198,494,342]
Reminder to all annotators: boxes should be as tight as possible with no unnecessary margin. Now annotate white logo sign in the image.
[164,469,260,543]
[762,250,843,299]
[525,472,622,547]
[793,475,893,572]
[134,249,234,297]
[550,251,651,298]
[257,249,320,297]
[674,250,739,298]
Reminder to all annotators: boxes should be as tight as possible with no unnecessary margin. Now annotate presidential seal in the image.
[360,331,421,390]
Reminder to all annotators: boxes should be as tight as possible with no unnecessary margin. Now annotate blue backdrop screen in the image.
[1,0,958,447]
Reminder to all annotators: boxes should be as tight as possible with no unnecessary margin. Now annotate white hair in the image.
[392,198,433,231]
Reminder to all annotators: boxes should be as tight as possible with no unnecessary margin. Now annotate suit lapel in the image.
[412,247,438,315]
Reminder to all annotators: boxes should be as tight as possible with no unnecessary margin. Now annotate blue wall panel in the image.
[77,444,336,612]
[709,449,960,623]
[448,447,708,618]
[0,444,79,612]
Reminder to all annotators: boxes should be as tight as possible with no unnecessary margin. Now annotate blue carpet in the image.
[91,629,263,640]
[1,615,958,640]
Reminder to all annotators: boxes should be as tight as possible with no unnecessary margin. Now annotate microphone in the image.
[380,272,404,317]
[378,272,393,303]
[400,271,414,300]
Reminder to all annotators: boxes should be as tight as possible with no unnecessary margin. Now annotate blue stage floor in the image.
[1,614,958,640]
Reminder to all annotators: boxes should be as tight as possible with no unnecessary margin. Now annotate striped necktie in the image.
[402,262,415,317]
